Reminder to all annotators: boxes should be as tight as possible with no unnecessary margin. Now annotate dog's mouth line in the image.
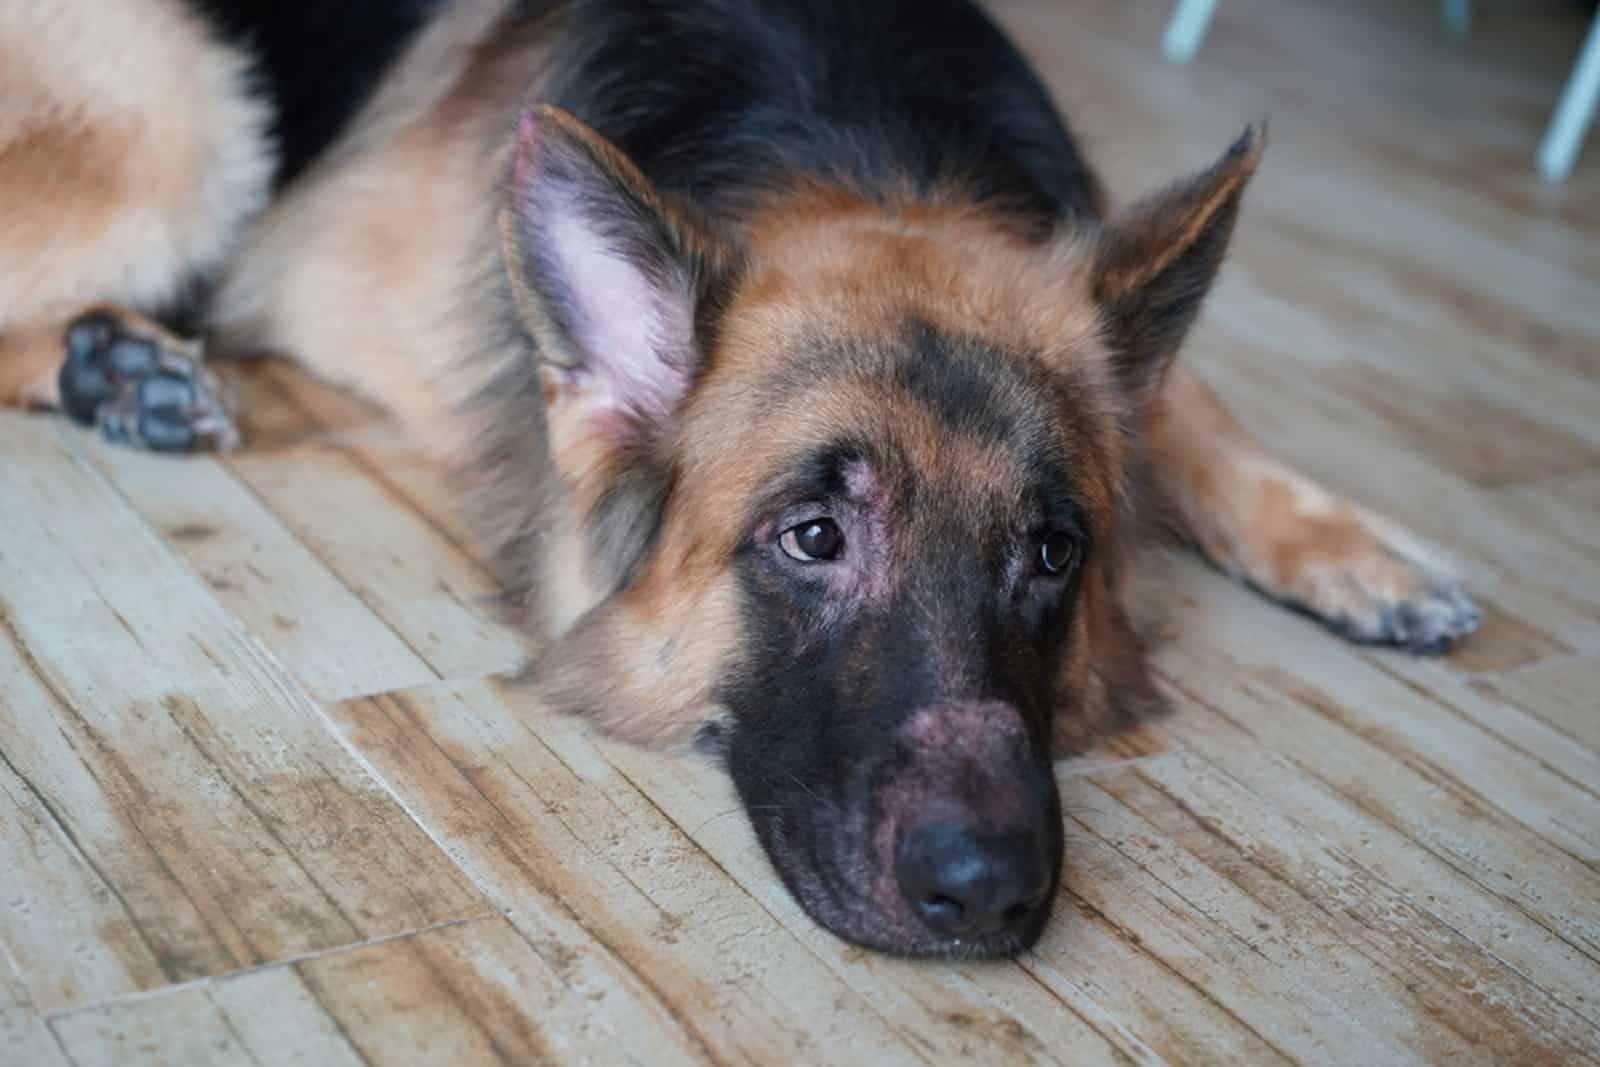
[760,791,865,920]
[754,790,1041,957]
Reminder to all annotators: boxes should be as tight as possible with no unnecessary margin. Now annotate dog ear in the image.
[1092,124,1264,405]
[501,106,735,596]
[500,104,729,450]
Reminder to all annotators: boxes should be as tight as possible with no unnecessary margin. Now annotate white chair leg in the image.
[1162,0,1221,65]
[1441,0,1471,35]
[1537,12,1600,183]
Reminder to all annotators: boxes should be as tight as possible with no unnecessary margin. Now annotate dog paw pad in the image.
[58,311,239,453]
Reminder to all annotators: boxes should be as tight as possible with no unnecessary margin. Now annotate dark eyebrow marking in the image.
[887,318,1025,445]
[764,316,1054,449]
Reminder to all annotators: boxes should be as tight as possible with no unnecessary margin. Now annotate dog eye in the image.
[1038,531,1078,575]
[780,519,845,562]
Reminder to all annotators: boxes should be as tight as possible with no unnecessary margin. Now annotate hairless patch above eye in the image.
[842,457,885,506]
[843,458,901,602]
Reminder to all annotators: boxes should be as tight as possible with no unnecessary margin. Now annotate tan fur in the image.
[696,193,1156,755]
[1147,365,1459,629]
[738,188,1109,375]
[2,4,1472,753]
[0,0,274,335]
[0,315,69,409]
[699,189,1125,516]
[515,184,1147,748]
[207,8,553,465]
[537,572,745,748]
[208,71,1267,751]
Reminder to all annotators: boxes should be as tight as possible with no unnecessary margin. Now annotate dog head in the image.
[496,106,1261,956]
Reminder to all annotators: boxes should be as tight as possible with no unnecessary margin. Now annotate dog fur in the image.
[0,0,1481,956]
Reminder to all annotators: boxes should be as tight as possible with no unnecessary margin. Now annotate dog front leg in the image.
[1146,365,1480,654]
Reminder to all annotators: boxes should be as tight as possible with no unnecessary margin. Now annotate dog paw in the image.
[59,311,239,453]
[1324,567,1481,656]
[1276,514,1482,656]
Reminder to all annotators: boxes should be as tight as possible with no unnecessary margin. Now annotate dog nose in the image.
[895,822,1050,939]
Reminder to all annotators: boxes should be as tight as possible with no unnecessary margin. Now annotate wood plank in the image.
[1479,472,1600,660]
[326,679,1116,1066]
[1231,230,1600,489]
[225,445,522,683]
[1044,775,1394,1067]
[1162,560,1600,865]
[1470,655,1600,757]
[0,836,68,1067]
[1377,655,1600,818]
[51,917,688,1067]
[217,361,524,685]
[1006,0,1600,280]
[0,737,154,1017]
[1212,249,1600,488]
[1150,560,1600,1026]
[83,441,436,703]
[206,965,375,1067]
[51,988,261,1067]
[1152,691,1600,1031]
[1,1008,72,1067]
[1,940,26,1010]
[280,918,679,1067]
[248,359,487,564]
[0,416,485,1014]
[1082,752,1600,1065]
[1020,891,1295,1066]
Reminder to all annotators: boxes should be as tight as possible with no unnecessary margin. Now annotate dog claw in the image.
[1353,582,1481,656]
[59,311,239,453]
[1316,536,1483,656]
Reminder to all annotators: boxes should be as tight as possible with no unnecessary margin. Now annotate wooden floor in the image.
[4,1,1599,1064]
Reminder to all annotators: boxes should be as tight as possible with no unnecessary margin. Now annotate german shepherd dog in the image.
[1,0,1481,956]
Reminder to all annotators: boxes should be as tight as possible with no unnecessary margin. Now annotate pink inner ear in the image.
[547,210,694,430]
[512,109,696,436]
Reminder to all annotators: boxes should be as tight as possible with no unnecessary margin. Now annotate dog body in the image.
[0,0,1481,955]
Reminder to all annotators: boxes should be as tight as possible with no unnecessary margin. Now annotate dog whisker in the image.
[688,805,787,839]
